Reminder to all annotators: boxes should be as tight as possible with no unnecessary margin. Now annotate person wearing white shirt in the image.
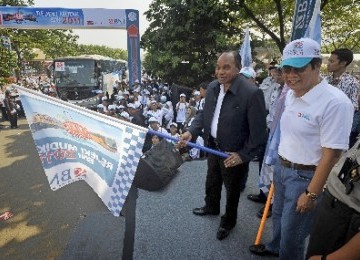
[175,93,188,130]
[250,38,354,260]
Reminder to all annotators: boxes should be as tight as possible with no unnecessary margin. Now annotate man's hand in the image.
[178,131,192,148]
[224,152,243,168]
[296,192,315,213]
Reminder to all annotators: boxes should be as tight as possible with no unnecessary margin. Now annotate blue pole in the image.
[147,129,229,158]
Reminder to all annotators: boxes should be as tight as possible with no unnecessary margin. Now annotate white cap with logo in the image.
[280,38,321,68]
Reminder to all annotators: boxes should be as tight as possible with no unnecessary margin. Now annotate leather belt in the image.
[279,156,316,171]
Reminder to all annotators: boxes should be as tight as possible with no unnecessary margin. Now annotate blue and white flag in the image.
[291,0,320,41]
[303,0,321,44]
[239,27,252,68]
[18,86,146,217]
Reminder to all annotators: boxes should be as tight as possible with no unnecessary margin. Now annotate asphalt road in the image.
[0,118,275,259]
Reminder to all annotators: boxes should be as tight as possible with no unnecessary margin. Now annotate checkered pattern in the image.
[107,127,146,216]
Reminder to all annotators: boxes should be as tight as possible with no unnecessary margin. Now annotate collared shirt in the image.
[266,83,283,128]
[175,102,188,123]
[145,109,163,125]
[198,98,205,111]
[326,73,360,110]
[259,76,276,110]
[279,79,354,166]
[188,75,267,162]
[210,84,226,138]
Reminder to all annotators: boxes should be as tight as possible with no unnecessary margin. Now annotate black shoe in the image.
[257,205,272,219]
[247,193,267,204]
[249,244,279,256]
[216,227,231,240]
[192,207,219,216]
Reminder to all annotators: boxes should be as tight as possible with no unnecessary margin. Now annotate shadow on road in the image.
[0,119,108,258]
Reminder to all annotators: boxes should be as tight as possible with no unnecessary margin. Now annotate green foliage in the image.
[142,0,360,86]
[141,0,240,87]
[0,45,16,86]
[75,44,127,60]
[321,0,360,53]
[0,28,80,78]
[0,0,34,6]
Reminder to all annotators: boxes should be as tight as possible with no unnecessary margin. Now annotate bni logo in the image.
[297,112,310,121]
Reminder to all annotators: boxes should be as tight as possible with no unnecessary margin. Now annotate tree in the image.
[321,0,360,53]
[226,0,360,52]
[0,0,34,83]
[141,0,241,86]
[75,44,127,60]
[142,0,359,86]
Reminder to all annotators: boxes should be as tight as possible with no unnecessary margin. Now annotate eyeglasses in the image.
[282,65,309,74]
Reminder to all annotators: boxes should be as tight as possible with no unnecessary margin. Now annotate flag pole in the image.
[254,182,274,245]
[147,129,229,158]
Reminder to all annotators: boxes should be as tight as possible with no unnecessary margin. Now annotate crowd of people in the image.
[1,38,360,260]
[0,75,209,161]
[88,78,208,160]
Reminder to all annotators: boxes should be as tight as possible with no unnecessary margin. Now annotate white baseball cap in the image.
[160,95,167,102]
[108,104,116,110]
[128,103,141,109]
[120,111,130,120]
[148,117,159,123]
[193,91,200,96]
[280,38,321,68]
[170,122,178,128]
[240,67,256,79]
[180,93,186,97]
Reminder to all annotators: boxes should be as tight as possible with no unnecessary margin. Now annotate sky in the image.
[33,0,153,50]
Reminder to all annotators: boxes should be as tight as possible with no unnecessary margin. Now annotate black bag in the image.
[134,139,183,191]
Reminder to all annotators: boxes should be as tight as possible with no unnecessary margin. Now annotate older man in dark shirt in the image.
[180,51,267,240]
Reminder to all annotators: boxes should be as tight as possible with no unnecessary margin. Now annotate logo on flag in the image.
[18,86,146,216]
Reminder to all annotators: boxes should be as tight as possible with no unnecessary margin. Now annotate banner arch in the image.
[0,6,141,86]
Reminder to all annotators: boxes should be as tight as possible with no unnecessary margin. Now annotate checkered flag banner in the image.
[17,85,146,217]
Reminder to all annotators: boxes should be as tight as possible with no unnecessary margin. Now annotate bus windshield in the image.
[54,59,97,87]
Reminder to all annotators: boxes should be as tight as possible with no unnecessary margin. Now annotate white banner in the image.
[18,86,146,216]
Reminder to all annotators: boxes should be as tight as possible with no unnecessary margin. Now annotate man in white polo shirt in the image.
[250,38,354,260]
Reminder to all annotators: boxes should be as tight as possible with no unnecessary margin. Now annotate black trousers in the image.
[306,189,360,259]
[204,153,249,230]
[8,112,17,128]
[0,107,8,121]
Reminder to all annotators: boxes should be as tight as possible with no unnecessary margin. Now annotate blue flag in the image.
[303,0,321,44]
[239,27,252,67]
[291,0,321,42]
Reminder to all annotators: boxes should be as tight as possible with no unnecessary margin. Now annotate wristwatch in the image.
[305,189,319,201]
